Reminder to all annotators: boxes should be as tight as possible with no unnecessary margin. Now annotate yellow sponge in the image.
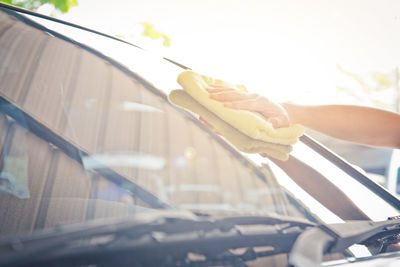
[169,89,292,161]
[177,70,304,145]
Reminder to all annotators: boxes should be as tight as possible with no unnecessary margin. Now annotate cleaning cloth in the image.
[177,70,304,145]
[169,89,292,161]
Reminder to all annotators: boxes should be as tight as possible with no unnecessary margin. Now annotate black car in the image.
[1,3,400,267]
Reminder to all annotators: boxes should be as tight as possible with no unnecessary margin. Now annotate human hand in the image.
[206,84,290,128]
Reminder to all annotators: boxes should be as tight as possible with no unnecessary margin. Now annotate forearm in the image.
[281,103,400,148]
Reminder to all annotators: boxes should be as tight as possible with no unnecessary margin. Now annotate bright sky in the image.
[54,0,400,104]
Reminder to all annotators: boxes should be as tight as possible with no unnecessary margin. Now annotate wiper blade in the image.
[0,96,169,209]
[0,211,315,267]
[288,218,400,267]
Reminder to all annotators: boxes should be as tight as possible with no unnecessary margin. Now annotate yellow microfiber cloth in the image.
[176,70,304,145]
[169,89,292,161]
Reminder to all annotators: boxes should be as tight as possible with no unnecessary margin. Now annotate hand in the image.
[206,84,290,128]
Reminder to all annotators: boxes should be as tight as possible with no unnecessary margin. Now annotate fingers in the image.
[209,91,259,102]
[206,83,242,93]
[206,84,290,129]
[224,100,289,128]
[206,84,237,95]
[223,98,264,111]
[206,88,236,94]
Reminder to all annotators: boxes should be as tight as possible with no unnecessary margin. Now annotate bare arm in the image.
[282,103,400,148]
[206,85,400,149]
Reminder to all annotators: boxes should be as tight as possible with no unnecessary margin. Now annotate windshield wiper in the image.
[288,217,400,267]
[0,211,315,267]
[0,96,170,209]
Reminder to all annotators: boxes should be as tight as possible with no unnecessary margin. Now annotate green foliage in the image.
[141,22,171,47]
[337,64,369,93]
[0,0,78,13]
[1,1,171,48]
[337,64,394,93]
[371,72,393,90]
[336,64,398,110]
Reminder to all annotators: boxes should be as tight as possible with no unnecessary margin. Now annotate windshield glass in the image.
[1,8,399,248]
[0,9,314,238]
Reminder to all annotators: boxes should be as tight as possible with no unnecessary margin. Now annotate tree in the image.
[336,64,399,111]
[1,0,172,48]
[141,22,171,48]
[1,0,77,13]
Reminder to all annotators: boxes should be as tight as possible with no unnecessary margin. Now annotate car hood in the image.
[325,252,400,267]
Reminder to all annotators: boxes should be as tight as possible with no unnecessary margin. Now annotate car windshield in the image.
[1,7,400,258]
[0,8,308,236]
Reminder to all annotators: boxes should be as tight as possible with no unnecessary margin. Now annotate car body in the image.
[1,3,400,267]
[388,150,400,197]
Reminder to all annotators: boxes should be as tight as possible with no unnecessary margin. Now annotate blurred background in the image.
[2,0,399,189]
